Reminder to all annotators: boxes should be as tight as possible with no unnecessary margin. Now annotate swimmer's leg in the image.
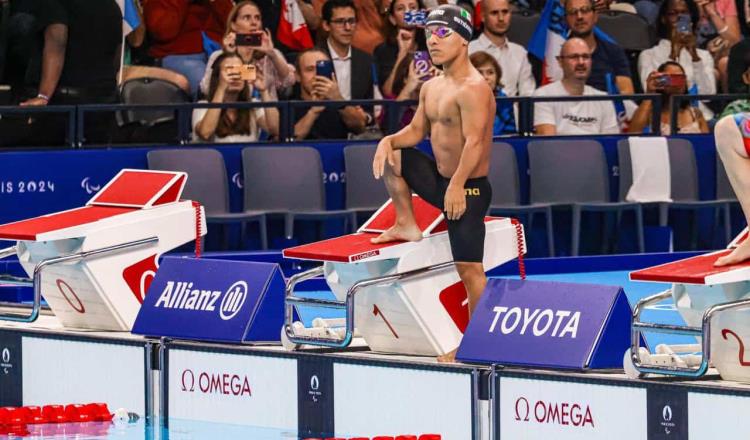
[371,149,423,244]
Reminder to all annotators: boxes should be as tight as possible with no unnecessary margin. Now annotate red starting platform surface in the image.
[360,196,443,235]
[630,249,750,285]
[0,206,137,241]
[283,232,403,263]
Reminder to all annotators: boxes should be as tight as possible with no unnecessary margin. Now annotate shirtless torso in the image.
[421,74,493,179]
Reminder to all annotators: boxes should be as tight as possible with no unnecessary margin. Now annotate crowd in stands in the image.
[1,0,749,145]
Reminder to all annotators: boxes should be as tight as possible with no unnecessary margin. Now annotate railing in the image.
[0,93,743,149]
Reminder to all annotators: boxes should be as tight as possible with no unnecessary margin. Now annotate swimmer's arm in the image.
[444,83,493,220]
[387,83,430,149]
[450,83,494,188]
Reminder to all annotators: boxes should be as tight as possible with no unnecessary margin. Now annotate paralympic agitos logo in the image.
[180,368,252,397]
[514,396,595,428]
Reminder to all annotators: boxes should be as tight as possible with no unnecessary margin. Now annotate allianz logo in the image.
[154,280,248,321]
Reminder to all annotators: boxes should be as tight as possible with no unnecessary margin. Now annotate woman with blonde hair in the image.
[199,0,296,99]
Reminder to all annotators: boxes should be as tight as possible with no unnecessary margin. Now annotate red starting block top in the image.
[630,249,750,285]
[360,195,443,236]
[283,233,403,263]
[0,206,136,241]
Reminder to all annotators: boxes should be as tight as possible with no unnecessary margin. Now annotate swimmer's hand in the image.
[373,136,395,179]
[444,184,466,220]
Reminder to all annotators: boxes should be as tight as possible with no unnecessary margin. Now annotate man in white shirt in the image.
[533,38,620,135]
[468,0,536,96]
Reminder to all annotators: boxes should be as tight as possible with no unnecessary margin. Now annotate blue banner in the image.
[132,257,285,343]
[456,278,632,369]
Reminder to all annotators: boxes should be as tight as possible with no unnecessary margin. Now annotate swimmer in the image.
[715,113,750,266]
[371,5,495,362]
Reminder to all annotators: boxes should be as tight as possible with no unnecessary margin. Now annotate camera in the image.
[226,64,257,81]
[315,60,334,79]
[675,14,692,34]
[654,74,686,88]
[236,33,263,47]
[404,10,428,27]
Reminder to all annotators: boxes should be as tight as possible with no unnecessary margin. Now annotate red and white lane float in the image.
[0,169,206,331]
[625,228,750,381]
[281,195,526,357]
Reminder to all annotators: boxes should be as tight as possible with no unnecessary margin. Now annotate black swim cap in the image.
[424,5,473,42]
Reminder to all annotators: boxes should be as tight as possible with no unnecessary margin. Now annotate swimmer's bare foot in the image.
[437,348,458,363]
[370,223,423,244]
[715,240,750,266]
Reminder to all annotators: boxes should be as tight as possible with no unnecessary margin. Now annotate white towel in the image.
[625,136,673,203]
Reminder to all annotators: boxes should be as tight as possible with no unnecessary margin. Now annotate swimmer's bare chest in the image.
[423,82,465,177]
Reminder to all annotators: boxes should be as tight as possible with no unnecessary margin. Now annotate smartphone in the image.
[655,73,686,88]
[675,14,692,34]
[413,51,432,80]
[315,60,334,79]
[226,64,256,81]
[236,32,263,47]
[404,9,428,27]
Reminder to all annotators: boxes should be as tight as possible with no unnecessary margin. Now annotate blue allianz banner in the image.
[132,256,285,343]
[456,278,633,369]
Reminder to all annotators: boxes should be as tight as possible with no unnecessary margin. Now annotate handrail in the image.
[0,236,158,323]
[0,92,745,148]
[283,260,455,348]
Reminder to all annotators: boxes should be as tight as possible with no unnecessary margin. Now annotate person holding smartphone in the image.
[199,1,295,100]
[374,0,428,97]
[193,52,278,142]
[628,61,709,134]
[291,48,370,139]
[386,51,441,129]
[638,0,716,117]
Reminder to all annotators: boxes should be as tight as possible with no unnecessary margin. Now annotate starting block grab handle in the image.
[630,289,750,378]
[0,237,159,324]
[284,260,456,349]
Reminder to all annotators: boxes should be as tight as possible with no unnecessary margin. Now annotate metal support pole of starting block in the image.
[284,260,456,349]
[630,289,750,378]
[0,237,159,324]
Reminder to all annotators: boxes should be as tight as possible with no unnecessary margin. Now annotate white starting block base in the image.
[629,227,750,381]
[284,196,526,356]
[0,169,207,331]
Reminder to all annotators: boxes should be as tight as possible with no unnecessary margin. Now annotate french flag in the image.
[117,0,141,35]
[527,0,615,85]
[277,0,314,51]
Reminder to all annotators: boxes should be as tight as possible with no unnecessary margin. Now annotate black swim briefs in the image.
[400,148,491,263]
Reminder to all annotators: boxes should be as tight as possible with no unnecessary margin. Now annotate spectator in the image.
[318,0,373,128]
[637,0,716,113]
[533,38,619,135]
[193,52,279,142]
[694,0,741,91]
[727,37,750,93]
[628,61,709,134]
[719,65,750,116]
[200,1,296,100]
[386,51,440,128]
[143,0,233,98]
[564,0,635,94]
[468,0,536,96]
[1,0,121,145]
[255,0,320,53]
[470,51,517,135]
[120,0,190,93]
[374,0,427,96]
[291,48,369,139]
[312,0,385,54]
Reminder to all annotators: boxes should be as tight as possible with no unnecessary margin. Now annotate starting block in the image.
[0,169,206,331]
[625,227,750,381]
[281,195,526,357]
